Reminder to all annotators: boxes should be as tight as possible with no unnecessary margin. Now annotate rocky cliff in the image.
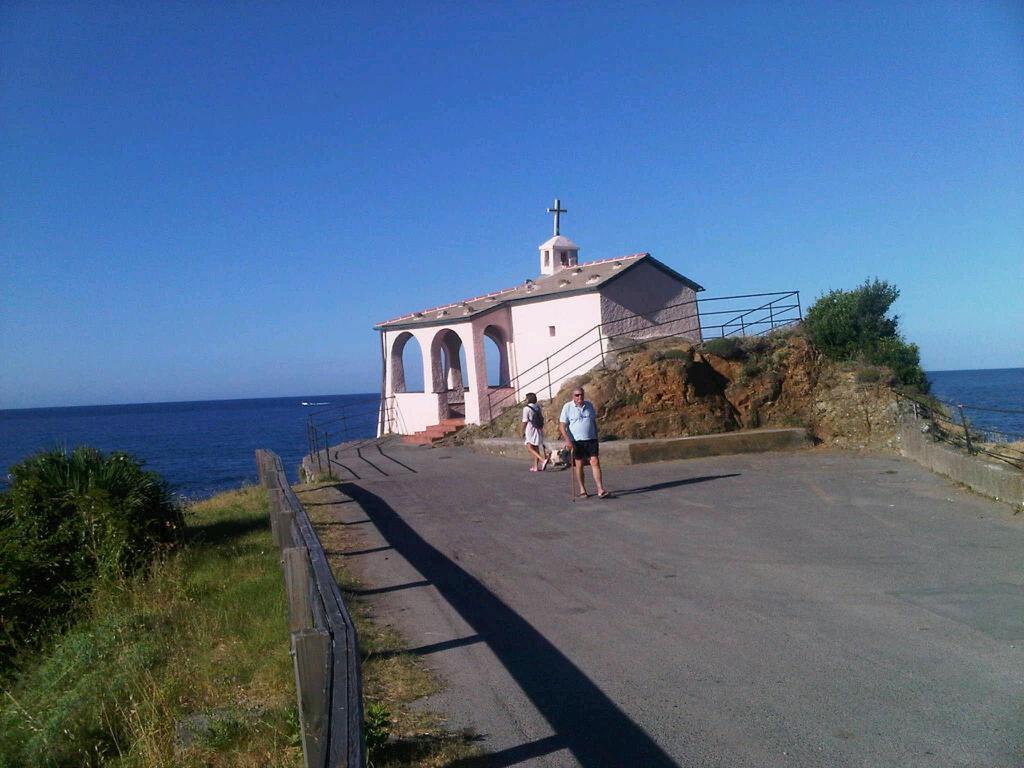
[465,327,903,451]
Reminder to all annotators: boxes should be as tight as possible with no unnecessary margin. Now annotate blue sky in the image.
[2,2,1021,409]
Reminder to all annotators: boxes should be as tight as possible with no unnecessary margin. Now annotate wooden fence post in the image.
[276,509,296,550]
[283,547,314,631]
[292,628,331,768]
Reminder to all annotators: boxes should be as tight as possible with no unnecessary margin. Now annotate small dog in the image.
[549,447,572,468]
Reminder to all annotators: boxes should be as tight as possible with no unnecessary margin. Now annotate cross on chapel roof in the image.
[547,198,567,236]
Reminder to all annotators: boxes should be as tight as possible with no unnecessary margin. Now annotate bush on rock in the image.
[805,279,928,392]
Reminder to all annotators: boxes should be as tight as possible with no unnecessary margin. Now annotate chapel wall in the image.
[598,262,702,344]
[509,293,604,404]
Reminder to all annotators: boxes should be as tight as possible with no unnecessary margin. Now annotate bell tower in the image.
[538,198,579,276]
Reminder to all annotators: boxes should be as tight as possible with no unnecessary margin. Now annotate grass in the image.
[0,486,301,768]
[296,482,483,767]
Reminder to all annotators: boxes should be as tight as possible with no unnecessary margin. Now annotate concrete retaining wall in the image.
[900,420,1024,507]
[470,428,811,467]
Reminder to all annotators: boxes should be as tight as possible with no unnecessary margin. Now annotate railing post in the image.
[307,419,314,466]
[283,547,315,631]
[598,328,606,368]
[796,291,803,321]
[958,404,974,454]
[268,488,286,546]
[546,358,553,401]
[323,431,335,479]
[292,628,331,768]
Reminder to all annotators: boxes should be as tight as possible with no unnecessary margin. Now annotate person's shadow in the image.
[611,473,741,498]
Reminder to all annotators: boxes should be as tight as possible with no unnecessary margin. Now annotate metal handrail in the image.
[483,291,802,424]
[307,396,398,478]
[896,391,1023,469]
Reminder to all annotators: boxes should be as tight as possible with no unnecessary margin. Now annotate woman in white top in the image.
[521,392,549,472]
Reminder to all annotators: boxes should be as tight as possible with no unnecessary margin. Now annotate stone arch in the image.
[390,332,424,393]
[429,328,467,394]
[483,324,510,387]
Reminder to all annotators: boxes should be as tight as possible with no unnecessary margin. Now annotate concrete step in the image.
[402,420,466,446]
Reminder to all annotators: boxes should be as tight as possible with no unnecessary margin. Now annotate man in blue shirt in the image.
[558,386,610,498]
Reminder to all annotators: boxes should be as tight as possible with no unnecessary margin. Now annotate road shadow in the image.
[184,516,266,546]
[341,482,683,768]
[612,473,741,498]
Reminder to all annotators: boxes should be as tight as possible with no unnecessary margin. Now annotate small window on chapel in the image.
[544,250,550,266]
[560,252,568,266]
[549,326,556,337]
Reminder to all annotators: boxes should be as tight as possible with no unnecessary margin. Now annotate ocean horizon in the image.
[0,393,380,499]
[2,367,1022,500]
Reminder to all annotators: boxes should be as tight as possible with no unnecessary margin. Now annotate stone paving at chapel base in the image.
[469,427,812,466]
[311,440,1024,768]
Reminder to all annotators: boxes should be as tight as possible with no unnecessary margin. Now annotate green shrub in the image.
[855,367,882,383]
[868,336,928,391]
[365,701,392,762]
[804,279,929,392]
[660,348,690,361]
[703,337,745,360]
[741,360,763,380]
[0,447,183,673]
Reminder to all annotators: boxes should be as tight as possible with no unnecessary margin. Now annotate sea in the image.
[0,394,380,500]
[1,369,1022,501]
[925,368,1024,443]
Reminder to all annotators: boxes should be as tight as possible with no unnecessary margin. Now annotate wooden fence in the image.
[255,449,364,768]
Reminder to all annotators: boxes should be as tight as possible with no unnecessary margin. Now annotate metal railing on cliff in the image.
[304,397,401,480]
[483,290,802,424]
[896,391,1024,470]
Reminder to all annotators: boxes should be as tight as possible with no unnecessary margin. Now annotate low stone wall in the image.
[899,420,1023,508]
[470,428,811,467]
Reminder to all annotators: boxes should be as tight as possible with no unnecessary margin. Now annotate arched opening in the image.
[484,325,510,387]
[391,332,424,393]
[430,329,467,419]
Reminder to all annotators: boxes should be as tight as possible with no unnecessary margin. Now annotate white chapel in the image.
[375,200,704,438]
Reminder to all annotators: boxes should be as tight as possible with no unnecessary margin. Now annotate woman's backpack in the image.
[528,404,545,429]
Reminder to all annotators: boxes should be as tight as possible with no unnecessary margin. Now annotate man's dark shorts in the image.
[573,439,599,463]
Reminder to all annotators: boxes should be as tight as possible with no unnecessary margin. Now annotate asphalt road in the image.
[312,440,1024,768]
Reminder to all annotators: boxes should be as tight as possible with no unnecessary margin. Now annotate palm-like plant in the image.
[1,446,183,672]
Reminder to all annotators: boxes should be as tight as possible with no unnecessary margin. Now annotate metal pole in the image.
[324,431,335,478]
[546,358,552,401]
[314,428,323,474]
[958,405,974,454]
[796,291,803,321]
[598,329,606,368]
